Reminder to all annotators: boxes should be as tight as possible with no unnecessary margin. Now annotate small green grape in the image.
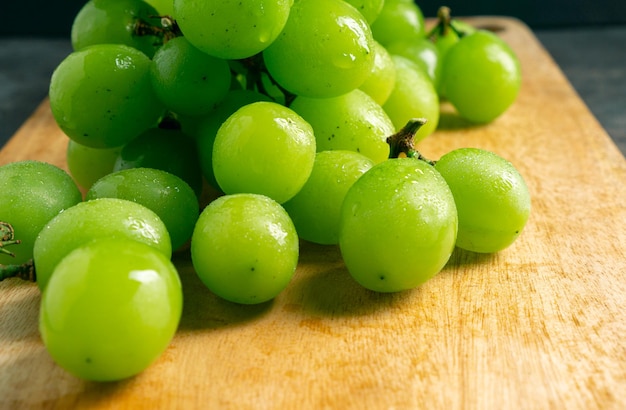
[359,41,397,106]
[386,38,441,89]
[39,237,182,381]
[0,161,82,266]
[66,140,122,190]
[370,0,426,47]
[434,148,531,253]
[191,193,299,304]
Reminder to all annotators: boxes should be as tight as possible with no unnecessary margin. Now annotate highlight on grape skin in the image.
[0,0,533,382]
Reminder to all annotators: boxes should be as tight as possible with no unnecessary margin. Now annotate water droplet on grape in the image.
[333,53,357,69]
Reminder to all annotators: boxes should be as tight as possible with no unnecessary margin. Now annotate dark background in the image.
[1,0,626,154]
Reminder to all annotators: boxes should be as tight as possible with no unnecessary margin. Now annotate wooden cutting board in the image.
[1,16,625,410]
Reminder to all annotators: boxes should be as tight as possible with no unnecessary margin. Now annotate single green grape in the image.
[290,89,394,164]
[71,0,163,58]
[369,0,426,47]
[66,140,122,190]
[113,127,203,198]
[33,198,172,291]
[173,0,292,59]
[39,237,182,381]
[383,55,439,140]
[191,193,299,304]
[386,38,441,89]
[263,0,375,98]
[359,41,397,106]
[441,30,521,123]
[150,36,231,117]
[49,44,165,149]
[434,148,531,253]
[212,101,316,204]
[0,161,82,266]
[283,150,374,245]
[342,0,385,24]
[144,0,173,15]
[339,157,458,292]
[188,90,272,189]
[86,168,199,251]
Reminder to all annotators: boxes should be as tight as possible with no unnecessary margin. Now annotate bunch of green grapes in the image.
[5,0,533,382]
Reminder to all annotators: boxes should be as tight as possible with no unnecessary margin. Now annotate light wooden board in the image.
[1,17,626,410]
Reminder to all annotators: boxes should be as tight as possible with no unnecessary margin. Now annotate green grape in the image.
[212,101,316,204]
[339,157,458,292]
[33,198,172,291]
[191,193,299,304]
[283,150,374,245]
[0,161,82,266]
[66,140,122,190]
[189,90,272,189]
[263,0,375,98]
[144,0,173,15]
[359,40,397,106]
[49,44,165,149]
[343,0,385,23]
[113,127,203,198]
[39,237,182,381]
[369,0,426,47]
[150,37,231,117]
[86,168,199,251]
[386,38,441,89]
[441,30,521,123]
[71,0,163,58]
[173,0,292,59]
[434,148,531,253]
[290,89,394,164]
[383,55,439,140]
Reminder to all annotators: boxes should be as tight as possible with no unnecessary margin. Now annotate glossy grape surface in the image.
[49,44,165,149]
[263,0,375,98]
[212,101,316,204]
[290,89,394,164]
[434,148,531,253]
[441,30,521,123]
[40,237,182,381]
[33,198,172,291]
[150,36,231,117]
[343,0,385,23]
[71,0,162,58]
[386,38,441,89]
[191,193,299,304]
[173,0,292,59]
[370,0,425,47]
[86,168,199,251]
[0,161,82,266]
[66,140,122,190]
[283,150,374,245]
[339,157,458,292]
[359,41,397,106]
[383,55,439,140]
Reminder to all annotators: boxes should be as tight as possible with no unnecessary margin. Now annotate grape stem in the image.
[0,221,36,282]
[386,118,436,165]
[133,15,182,44]
[427,6,471,41]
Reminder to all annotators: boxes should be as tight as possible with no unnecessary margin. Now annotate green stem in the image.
[0,259,36,282]
[386,118,435,165]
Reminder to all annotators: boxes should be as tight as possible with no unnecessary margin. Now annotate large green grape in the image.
[191,193,299,304]
[212,101,316,204]
[263,0,375,98]
[71,0,162,58]
[49,44,165,149]
[33,198,172,291]
[173,0,292,59]
[40,237,182,381]
[0,161,82,266]
[383,55,439,140]
[339,157,458,292]
[434,148,531,253]
[86,168,199,251]
[441,30,521,123]
[150,36,231,117]
[290,89,394,164]
[369,0,425,47]
[283,150,374,245]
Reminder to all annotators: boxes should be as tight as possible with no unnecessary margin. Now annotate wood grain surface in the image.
[1,17,625,410]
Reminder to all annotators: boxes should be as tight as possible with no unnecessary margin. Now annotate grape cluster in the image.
[0,0,531,381]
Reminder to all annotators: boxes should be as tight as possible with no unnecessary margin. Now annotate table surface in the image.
[1,23,625,156]
[1,17,626,410]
